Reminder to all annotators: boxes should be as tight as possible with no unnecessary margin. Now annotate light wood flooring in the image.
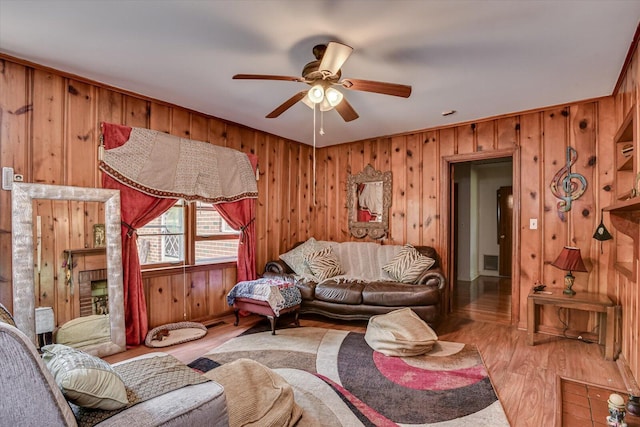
[104,309,626,427]
[453,275,512,324]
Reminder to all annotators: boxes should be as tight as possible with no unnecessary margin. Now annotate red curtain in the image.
[101,123,177,346]
[215,153,258,282]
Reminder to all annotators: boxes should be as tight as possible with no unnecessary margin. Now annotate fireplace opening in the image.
[78,268,108,317]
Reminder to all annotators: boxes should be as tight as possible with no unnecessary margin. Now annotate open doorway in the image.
[451,158,513,324]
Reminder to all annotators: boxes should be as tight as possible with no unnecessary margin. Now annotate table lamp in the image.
[551,246,587,295]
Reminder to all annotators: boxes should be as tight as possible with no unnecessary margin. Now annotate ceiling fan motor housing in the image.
[302,60,341,83]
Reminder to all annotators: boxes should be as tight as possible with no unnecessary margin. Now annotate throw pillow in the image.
[0,302,15,326]
[382,244,435,283]
[41,344,128,410]
[305,247,344,281]
[279,238,327,276]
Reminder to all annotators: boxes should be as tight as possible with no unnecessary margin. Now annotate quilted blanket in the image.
[227,278,302,316]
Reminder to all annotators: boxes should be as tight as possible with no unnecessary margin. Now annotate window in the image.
[137,200,238,267]
[194,201,239,264]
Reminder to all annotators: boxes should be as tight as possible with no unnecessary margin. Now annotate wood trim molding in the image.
[440,147,520,325]
[613,21,640,96]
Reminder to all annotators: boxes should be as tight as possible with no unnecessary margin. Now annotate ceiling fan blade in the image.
[340,78,412,98]
[319,41,353,76]
[265,91,308,118]
[233,74,305,83]
[335,98,359,122]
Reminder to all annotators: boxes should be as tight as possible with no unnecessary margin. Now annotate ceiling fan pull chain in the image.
[320,110,325,136]
[313,103,317,206]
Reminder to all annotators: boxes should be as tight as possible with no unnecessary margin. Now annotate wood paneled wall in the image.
[314,101,615,334]
[0,52,636,385]
[0,56,316,327]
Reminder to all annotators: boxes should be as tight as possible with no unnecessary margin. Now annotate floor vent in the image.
[484,255,498,271]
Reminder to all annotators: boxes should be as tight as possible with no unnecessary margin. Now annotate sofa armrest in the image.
[414,267,446,290]
[264,260,293,275]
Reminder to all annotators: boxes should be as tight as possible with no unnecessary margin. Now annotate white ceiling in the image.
[1,1,639,147]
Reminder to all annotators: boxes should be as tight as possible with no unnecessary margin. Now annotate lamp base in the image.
[563,272,576,295]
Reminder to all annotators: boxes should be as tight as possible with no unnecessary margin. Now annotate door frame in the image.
[440,147,521,325]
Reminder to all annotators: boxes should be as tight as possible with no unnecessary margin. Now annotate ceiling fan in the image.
[233,41,412,122]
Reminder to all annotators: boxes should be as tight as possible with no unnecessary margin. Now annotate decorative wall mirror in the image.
[347,164,392,239]
[12,183,126,356]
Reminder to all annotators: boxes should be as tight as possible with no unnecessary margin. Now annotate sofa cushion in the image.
[41,344,128,410]
[279,237,327,276]
[361,281,440,306]
[314,281,365,304]
[305,247,344,280]
[382,244,435,283]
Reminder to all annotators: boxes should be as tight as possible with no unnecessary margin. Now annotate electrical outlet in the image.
[2,167,13,190]
[529,218,538,230]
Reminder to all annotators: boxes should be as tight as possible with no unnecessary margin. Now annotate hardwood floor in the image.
[104,311,626,427]
[453,275,512,324]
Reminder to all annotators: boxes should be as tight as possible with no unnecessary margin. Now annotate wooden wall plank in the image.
[476,121,496,152]
[457,123,475,155]
[497,117,518,150]
[171,109,190,138]
[32,70,65,184]
[96,88,123,128]
[149,103,170,133]
[66,80,97,188]
[518,112,543,327]
[124,96,149,128]
[568,103,597,294]
[541,108,569,330]
[389,135,406,245]
[405,134,422,245]
[190,114,208,142]
[421,131,439,247]
[0,60,30,310]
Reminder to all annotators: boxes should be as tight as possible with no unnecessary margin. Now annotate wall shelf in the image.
[606,105,638,282]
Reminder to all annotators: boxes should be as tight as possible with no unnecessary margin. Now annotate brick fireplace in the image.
[78,268,108,317]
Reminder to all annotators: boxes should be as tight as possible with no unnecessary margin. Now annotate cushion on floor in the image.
[203,358,302,427]
[364,307,438,356]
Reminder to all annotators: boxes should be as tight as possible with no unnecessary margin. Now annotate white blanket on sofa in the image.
[324,242,403,282]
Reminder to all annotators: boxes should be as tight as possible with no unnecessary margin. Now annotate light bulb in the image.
[308,84,324,104]
[325,87,343,107]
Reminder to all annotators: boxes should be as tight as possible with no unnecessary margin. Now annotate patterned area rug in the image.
[190,327,509,426]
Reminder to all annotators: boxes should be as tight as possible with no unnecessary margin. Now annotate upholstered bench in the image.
[227,278,302,335]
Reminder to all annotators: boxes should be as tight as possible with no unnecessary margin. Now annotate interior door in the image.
[497,185,513,277]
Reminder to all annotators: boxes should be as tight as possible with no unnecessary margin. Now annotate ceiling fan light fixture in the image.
[308,84,324,104]
[319,98,334,112]
[325,87,343,107]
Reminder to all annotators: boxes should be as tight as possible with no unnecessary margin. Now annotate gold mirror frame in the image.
[11,183,126,356]
[347,164,392,239]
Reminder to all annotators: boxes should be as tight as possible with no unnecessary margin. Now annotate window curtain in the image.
[101,123,177,346]
[100,122,259,346]
[215,153,258,283]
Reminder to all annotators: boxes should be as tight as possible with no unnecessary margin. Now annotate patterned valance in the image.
[99,123,257,203]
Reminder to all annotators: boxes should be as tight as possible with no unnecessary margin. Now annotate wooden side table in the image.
[527,290,621,360]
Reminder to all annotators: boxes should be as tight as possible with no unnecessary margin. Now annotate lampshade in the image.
[308,84,324,104]
[551,246,587,272]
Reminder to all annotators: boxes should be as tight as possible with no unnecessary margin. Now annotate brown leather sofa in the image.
[263,244,446,325]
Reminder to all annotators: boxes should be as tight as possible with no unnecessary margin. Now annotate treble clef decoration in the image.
[550,146,587,215]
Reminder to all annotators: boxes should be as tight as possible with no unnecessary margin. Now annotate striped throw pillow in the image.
[305,247,344,281]
[382,244,435,283]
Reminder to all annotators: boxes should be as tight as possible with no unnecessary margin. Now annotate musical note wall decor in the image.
[550,146,587,214]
